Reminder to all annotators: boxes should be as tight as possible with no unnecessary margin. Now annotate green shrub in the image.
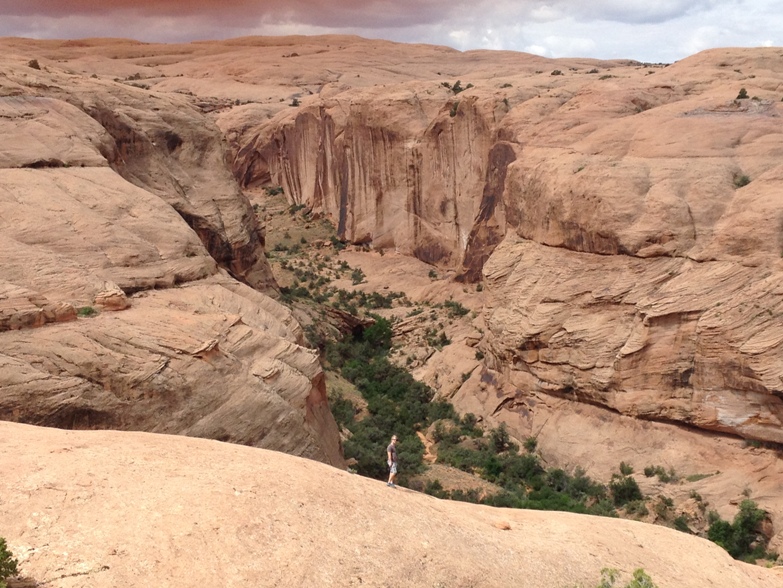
[328,393,356,428]
[0,538,18,588]
[737,87,749,99]
[673,514,692,533]
[351,268,366,285]
[619,461,633,476]
[708,499,772,561]
[27,59,40,70]
[424,479,448,498]
[77,306,97,317]
[609,475,642,506]
[443,299,469,318]
[489,423,516,453]
[596,568,657,588]
[625,500,649,517]
[523,436,538,453]
[654,496,674,520]
[734,174,751,188]
[644,464,676,482]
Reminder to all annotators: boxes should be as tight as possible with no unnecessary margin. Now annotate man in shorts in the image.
[387,434,398,487]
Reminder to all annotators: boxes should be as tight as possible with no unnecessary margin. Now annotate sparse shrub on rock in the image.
[0,538,18,588]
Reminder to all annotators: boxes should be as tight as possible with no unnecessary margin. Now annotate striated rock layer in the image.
[3,422,781,588]
[0,43,342,466]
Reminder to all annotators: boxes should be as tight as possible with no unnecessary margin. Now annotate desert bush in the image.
[28,59,41,70]
[0,538,18,588]
[653,496,674,520]
[609,475,642,506]
[643,464,676,482]
[708,499,774,561]
[350,268,366,285]
[619,461,634,476]
[673,514,692,533]
[624,500,649,517]
[736,87,749,99]
[734,174,751,188]
[596,568,657,588]
[443,299,469,318]
[328,393,356,428]
[424,479,448,498]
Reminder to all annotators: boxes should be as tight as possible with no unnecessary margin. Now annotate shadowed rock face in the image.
[0,47,343,466]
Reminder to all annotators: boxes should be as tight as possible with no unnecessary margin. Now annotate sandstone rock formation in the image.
[175,39,783,449]
[104,36,781,450]
[3,421,781,588]
[2,34,782,545]
[0,42,342,466]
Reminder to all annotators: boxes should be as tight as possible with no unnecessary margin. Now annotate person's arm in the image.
[387,448,392,464]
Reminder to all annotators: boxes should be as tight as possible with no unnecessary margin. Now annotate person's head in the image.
[391,435,398,445]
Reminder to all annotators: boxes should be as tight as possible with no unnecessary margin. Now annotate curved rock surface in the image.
[0,43,342,466]
[3,422,781,588]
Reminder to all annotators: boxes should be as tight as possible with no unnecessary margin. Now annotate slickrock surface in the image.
[3,422,782,588]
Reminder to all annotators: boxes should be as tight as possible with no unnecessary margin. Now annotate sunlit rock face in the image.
[3,421,781,588]
[0,43,343,467]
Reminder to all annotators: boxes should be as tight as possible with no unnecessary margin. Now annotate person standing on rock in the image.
[386,434,398,487]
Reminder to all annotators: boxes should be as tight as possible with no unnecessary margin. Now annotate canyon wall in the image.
[0,44,343,466]
[226,43,783,444]
[2,35,782,459]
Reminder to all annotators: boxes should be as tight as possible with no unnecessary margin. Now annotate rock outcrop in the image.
[0,43,342,466]
[3,422,781,588]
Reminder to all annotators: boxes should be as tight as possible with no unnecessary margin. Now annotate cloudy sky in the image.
[0,0,780,63]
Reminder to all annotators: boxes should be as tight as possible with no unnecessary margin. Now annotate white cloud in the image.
[524,44,550,56]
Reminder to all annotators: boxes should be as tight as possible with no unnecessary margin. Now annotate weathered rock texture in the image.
[0,42,342,466]
[2,35,782,492]
[166,38,783,447]
[3,421,781,588]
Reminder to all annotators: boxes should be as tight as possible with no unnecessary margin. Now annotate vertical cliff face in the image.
[235,89,510,272]
[79,98,277,292]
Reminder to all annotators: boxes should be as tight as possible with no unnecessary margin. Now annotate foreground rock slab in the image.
[2,422,781,588]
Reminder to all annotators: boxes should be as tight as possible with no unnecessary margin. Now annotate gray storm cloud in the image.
[0,0,718,28]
